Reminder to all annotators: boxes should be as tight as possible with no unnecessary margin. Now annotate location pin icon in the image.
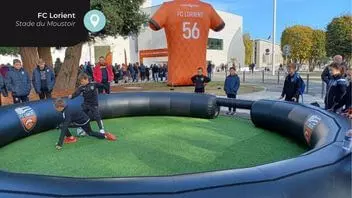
[90,14,100,28]
[84,10,106,32]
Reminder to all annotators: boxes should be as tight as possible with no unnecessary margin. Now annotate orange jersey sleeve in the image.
[209,6,225,32]
[149,3,169,31]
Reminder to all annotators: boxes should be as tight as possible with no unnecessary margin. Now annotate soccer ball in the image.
[76,127,87,137]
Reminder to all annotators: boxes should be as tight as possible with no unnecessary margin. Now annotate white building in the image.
[252,39,283,68]
[0,1,245,68]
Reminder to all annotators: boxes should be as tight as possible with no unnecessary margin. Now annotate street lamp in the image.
[271,0,277,75]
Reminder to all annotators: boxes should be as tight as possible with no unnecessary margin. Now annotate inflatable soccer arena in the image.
[0,92,351,198]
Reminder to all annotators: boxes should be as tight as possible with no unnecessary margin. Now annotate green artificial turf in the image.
[0,116,307,178]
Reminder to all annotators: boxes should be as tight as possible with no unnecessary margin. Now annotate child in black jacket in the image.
[280,63,301,102]
[191,67,211,93]
[54,98,116,150]
[325,63,347,112]
[69,73,109,134]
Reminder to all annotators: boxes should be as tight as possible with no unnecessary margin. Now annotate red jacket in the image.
[93,64,114,83]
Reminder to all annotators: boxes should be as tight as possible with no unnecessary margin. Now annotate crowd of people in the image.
[278,54,351,119]
[0,54,350,120]
[0,56,170,106]
[78,60,169,85]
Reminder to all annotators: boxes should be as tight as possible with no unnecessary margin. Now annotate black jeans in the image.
[58,122,105,147]
[227,94,237,112]
[13,95,29,104]
[195,87,205,93]
[98,82,110,94]
[39,88,52,100]
[82,104,104,130]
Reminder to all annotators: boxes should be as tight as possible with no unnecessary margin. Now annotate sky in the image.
[151,0,351,42]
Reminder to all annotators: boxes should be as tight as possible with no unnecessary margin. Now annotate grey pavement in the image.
[217,90,324,117]
[212,71,326,98]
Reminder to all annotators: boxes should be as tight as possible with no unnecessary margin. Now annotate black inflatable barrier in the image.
[0,93,350,198]
[216,97,253,109]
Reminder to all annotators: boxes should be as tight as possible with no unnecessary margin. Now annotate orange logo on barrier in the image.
[303,115,321,144]
[14,106,37,132]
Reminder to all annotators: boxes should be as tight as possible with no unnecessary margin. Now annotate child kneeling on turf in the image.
[69,73,108,134]
[54,98,116,150]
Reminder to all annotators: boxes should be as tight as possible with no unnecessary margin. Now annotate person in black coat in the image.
[191,67,211,93]
[279,63,301,102]
[146,66,150,81]
[53,98,116,150]
[152,64,159,82]
[32,59,55,100]
[324,63,347,112]
[85,61,93,80]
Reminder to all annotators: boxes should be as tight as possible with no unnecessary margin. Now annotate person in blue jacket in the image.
[6,59,31,104]
[32,59,55,100]
[325,63,347,113]
[224,67,240,115]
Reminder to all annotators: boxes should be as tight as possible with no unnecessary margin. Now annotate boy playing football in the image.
[69,73,108,134]
[54,98,116,150]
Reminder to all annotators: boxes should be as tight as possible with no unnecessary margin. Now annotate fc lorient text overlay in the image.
[16,12,77,27]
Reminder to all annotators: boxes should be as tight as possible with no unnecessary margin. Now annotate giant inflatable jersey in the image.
[149,0,225,86]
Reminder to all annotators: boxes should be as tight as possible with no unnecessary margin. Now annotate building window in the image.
[207,38,223,50]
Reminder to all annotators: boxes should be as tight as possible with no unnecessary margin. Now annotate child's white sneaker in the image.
[100,129,105,134]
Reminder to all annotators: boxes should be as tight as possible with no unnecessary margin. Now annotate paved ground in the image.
[212,71,326,98]
[211,71,325,116]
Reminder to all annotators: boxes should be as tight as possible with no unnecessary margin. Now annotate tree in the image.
[54,0,148,90]
[38,47,53,66]
[281,25,314,64]
[0,47,19,55]
[243,33,253,66]
[54,43,83,90]
[19,47,39,75]
[326,15,352,64]
[309,30,326,71]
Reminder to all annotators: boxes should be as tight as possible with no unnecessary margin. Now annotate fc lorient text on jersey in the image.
[177,11,204,18]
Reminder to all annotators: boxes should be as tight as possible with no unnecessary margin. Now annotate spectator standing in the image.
[128,63,134,82]
[152,64,159,82]
[0,74,8,106]
[113,63,120,84]
[159,65,164,81]
[146,66,150,81]
[122,64,128,83]
[164,64,168,81]
[224,67,240,115]
[54,58,62,77]
[85,61,93,80]
[279,63,301,102]
[325,63,347,112]
[140,63,146,81]
[343,68,351,111]
[191,67,211,93]
[93,56,114,94]
[322,55,344,107]
[6,59,31,104]
[207,62,212,80]
[133,64,139,82]
[0,64,10,78]
[32,59,55,100]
